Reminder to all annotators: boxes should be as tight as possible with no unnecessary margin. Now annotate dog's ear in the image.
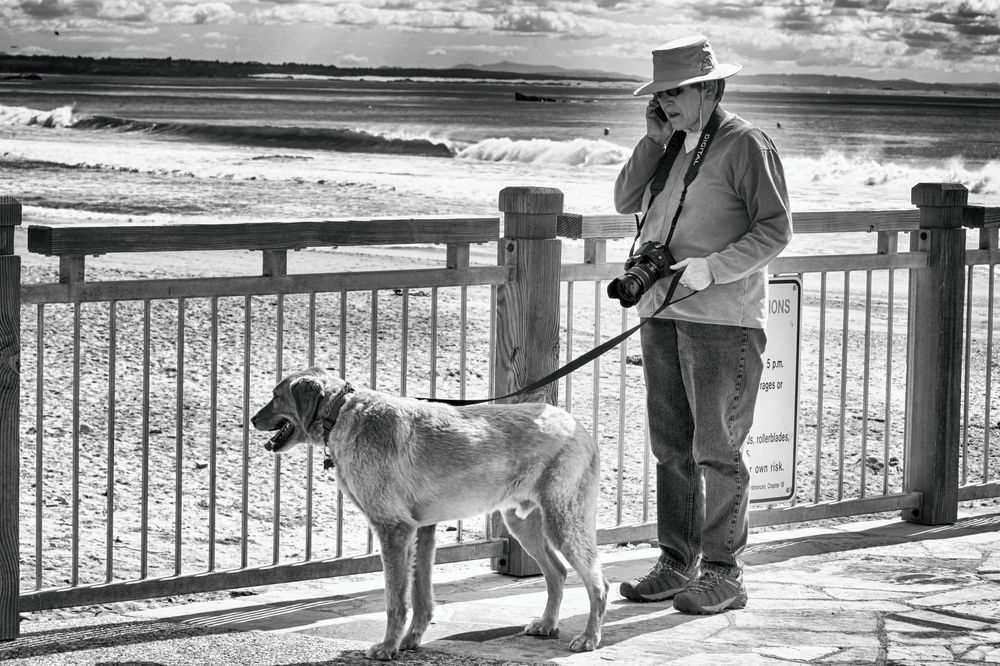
[291,376,324,425]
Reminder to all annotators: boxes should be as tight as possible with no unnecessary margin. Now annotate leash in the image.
[421,268,692,407]
[321,278,694,468]
[422,107,727,408]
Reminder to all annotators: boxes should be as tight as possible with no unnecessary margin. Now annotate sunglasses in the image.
[654,86,689,98]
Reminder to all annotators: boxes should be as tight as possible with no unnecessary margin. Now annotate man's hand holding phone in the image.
[645,98,672,143]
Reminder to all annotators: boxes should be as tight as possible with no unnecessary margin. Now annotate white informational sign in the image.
[746,278,801,503]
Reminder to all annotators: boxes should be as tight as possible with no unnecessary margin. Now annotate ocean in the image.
[2,73,999,252]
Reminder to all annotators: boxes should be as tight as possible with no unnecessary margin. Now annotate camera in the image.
[607,241,674,308]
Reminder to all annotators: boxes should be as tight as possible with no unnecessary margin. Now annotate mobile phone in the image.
[653,105,668,121]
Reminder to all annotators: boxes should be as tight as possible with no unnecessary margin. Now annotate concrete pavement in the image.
[2,510,999,665]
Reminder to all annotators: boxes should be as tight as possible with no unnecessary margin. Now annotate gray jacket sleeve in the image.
[705,147,792,284]
[613,136,664,214]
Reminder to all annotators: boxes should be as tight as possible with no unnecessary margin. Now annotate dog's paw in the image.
[366,642,399,661]
[569,632,601,652]
[523,618,559,637]
[399,632,423,651]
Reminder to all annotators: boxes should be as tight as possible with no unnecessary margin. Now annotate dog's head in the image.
[251,367,351,454]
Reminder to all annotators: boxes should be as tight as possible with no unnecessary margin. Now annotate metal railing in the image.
[1,183,998,639]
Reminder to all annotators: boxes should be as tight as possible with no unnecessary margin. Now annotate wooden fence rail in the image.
[1,183,998,641]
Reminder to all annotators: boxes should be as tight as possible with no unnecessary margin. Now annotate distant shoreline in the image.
[0,54,630,84]
[2,54,999,97]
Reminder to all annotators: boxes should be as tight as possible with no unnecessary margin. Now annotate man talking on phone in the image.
[614,35,792,614]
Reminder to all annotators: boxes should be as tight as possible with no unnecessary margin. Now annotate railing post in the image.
[0,196,21,640]
[490,186,563,576]
[902,183,967,525]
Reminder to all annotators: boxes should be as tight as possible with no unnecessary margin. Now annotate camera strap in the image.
[420,269,689,407]
[630,104,726,256]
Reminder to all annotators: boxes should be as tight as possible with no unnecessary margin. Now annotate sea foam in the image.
[456,137,631,167]
[783,151,999,204]
[0,104,75,128]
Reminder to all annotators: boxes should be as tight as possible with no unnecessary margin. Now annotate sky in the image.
[1,0,999,84]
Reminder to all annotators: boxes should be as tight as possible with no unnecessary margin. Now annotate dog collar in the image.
[322,382,355,470]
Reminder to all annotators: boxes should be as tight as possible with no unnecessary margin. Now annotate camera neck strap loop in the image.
[631,104,726,257]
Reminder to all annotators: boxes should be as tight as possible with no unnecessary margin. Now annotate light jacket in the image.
[614,108,793,328]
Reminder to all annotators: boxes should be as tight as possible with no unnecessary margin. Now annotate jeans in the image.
[639,318,766,576]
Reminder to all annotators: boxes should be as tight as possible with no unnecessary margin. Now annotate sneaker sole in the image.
[673,591,748,614]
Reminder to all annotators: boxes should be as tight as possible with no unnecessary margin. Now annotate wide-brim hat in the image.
[633,35,742,96]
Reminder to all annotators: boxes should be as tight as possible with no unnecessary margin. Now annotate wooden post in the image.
[902,183,967,525]
[490,187,563,576]
[0,196,21,640]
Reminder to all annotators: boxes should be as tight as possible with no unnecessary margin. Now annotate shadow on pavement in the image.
[744,511,1000,565]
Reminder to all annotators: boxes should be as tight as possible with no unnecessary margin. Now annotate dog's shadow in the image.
[157,564,701,658]
[434,598,702,648]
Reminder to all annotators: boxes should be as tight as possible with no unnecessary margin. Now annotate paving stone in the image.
[816,646,883,662]
[746,581,828,600]
[821,586,915,601]
[977,549,1000,582]
[887,642,959,661]
[758,645,841,661]
[960,644,1000,662]
[918,538,990,560]
[706,628,880,649]
[937,600,1000,621]
[729,609,877,633]
[883,627,997,648]
[889,608,994,632]
[909,583,1000,608]
[748,597,912,612]
[666,653,790,665]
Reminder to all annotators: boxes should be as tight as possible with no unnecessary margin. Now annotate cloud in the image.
[98,0,153,22]
[162,2,235,24]
[694,2,768,22]
[833,0,892,9]
[493,7,622,37]
[339,52,368,65]
[776,4,831,33]
[11,0,236,26]
[925,0,1000,36]
[448,42,525,56]
[201,29,234,40]
[248,3,493,31]
[2,0,999,81]
[901,28,953,49]
[17,0,79,19]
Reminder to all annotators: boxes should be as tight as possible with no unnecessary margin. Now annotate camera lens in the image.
[607,242,669,308]
[617,276,643,300]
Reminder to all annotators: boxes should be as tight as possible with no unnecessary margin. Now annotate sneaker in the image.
[619,560,695,602]
[673,570,748,614]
